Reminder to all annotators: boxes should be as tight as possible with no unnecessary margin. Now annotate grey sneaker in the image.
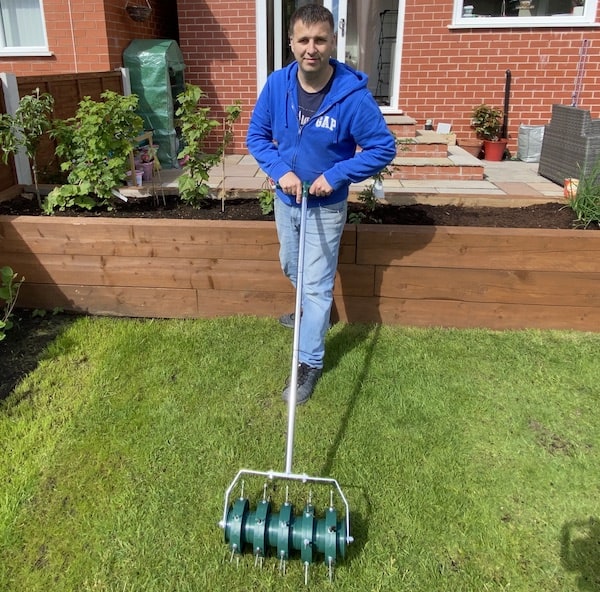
[278,312,297,328]
[282,363,322,405]
[278,312,333,330]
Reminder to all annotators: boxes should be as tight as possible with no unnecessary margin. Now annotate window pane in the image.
[1,0,45,48]
[462,0,581,17]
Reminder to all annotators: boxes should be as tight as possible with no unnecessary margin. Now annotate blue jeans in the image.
[275,198,348,369]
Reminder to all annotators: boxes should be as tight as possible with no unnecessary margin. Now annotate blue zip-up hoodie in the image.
[246,59,397,207]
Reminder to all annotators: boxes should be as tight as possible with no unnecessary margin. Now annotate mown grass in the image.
[1,316,599,591]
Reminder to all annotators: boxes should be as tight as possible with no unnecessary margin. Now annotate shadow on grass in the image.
[321,322,382,558]
[0,309,80,402]
[561,517,600,591]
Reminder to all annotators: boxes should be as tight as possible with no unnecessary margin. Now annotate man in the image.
[246,3,396,405]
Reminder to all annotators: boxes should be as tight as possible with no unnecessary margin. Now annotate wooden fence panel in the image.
[0,71,125,188]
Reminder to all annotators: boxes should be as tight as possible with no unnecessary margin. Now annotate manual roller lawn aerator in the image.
[219,183,353,583]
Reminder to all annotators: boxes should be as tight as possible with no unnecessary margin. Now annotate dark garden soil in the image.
[0,311,79,402]
[0,192,596,399]
[0,193,593,229]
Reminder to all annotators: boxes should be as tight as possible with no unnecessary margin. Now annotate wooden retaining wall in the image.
[1,216,599,332]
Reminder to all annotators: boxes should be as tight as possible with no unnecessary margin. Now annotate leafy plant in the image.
[567,159,600,228]
[218,102,243,211]
[175,84,222,207]
[0,88,54,207]
[43,91,144,213]
[348,166,392,224]
[257,182,275,215]
[471,103,503,141]
[0,266,24,341]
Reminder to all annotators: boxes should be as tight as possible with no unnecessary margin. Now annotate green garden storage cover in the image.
[123,39,185,168]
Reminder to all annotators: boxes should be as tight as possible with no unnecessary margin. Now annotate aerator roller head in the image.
[220,469,353,583]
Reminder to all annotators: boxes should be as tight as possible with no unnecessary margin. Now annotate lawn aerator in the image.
[219,183,353,583]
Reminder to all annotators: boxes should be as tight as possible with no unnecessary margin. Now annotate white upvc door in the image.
[256,0,403,112]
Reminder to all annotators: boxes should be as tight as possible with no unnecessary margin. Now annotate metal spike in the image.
[328,557,335,583]
[229,544,238,564]
[240,480,245,499]
[329,489,334,509]
[254,551,264,569]
[304,561,310,586]
[279,551,286,575]
[262,482,268,501]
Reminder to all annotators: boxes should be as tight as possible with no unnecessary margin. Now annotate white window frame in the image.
[0,0,51,57]
[450,0,600,28]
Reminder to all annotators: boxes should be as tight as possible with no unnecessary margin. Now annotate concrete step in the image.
[385,114,417,138]
[390,145,485,181]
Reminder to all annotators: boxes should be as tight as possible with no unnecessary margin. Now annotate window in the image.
[0,0,49,55]
[452,0,598,27]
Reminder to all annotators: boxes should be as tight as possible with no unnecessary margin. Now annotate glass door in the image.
[325,0,401,108]
[259,0,402,110]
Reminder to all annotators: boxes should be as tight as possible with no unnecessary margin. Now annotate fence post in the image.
[0,72,32,185]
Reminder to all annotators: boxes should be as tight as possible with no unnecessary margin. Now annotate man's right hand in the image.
[278,172,303,203]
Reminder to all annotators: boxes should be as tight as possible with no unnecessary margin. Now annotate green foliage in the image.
[176,85,242,208]
[348,166,391,224]
[43,91,143,213]
[471,103,503,141]
[257,184,275,215]
[568,160,600,228]
[0,88,54,207]
[175,84,222,207]
[217,101,243,211]
[0,266,24,341]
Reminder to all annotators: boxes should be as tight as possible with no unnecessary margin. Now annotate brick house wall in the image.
[179,1,600,154]
[0,0,177,75]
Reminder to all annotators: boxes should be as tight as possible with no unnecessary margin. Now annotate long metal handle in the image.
[284,183,309,475]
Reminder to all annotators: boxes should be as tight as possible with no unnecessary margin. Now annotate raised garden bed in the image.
[1,201,599,331]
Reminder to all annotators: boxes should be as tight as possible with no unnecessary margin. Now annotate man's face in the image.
[289,19,336,78]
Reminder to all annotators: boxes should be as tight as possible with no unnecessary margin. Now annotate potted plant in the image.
[471,103,508,161]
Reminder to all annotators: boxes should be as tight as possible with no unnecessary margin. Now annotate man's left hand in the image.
[309,175,333,199]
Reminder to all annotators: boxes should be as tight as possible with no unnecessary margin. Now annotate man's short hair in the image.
[288,4,335,37]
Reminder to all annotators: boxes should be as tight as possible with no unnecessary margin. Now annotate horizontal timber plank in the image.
[5,253,290,292]
[338,295,600,331]
[376,266,600,307]
[18,284,199,318]
[356,225,600,273]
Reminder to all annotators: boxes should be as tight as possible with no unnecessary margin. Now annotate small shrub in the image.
[44,91,143,213]
[175,85,221,207]
[176,85,242,209]
[0,266,24,341]
[257,184,275,215]
[568,160,600,228]
[0,88,54,207]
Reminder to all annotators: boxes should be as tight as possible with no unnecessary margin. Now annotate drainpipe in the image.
[501,69,511,140]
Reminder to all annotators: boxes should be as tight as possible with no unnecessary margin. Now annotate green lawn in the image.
[1,316,599,591]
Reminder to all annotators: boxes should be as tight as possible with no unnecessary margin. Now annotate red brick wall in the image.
[400,1,600,152]
[177,0,257,152]
[0,0,177,75]
[179,0,600,154]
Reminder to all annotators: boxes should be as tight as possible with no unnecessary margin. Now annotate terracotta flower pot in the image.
[460,139,483,159]
[483,139,508,161]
